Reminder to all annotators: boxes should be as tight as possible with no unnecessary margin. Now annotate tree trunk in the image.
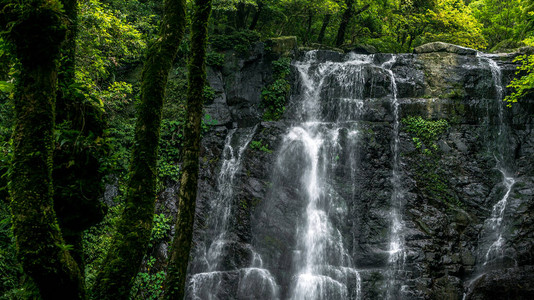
[335,2,370,47]
[92,0,187,298]
[235,1,246,30]
[249,0,264,30]
[164,0,213,298]
[7,1,85,298]
[317,14,331,44]
[305,12,313,45]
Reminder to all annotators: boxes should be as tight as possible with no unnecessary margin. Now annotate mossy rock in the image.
[414,42,477,56]
[266,36,297,56]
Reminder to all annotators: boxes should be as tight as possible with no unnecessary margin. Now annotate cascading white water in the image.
[207,127,257,271]
[477,54,516,267]
[189,127,279,300]
[278,51,374,300]
[380,56,407,299]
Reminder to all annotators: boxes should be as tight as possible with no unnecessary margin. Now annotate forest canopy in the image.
[0,0,533,299]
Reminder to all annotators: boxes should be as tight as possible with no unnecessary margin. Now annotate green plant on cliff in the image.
[402,116,461,207]
[402,116,449,154]
[250,139,272,153]
[262,57,291,121]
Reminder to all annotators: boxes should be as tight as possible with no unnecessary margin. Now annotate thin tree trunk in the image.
[235,0,246,30]
[92,0,187,298]
[335,2,370,47]
[249,0,263,30]
[317,14,331,44]
[305,12,313,45]
[7,1,85,298]
[164,0,213,298]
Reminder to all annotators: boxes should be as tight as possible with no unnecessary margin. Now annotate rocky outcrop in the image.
[159,42,534,299]
[414,42,478,56]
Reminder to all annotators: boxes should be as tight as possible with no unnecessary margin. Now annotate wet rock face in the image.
[174,44,534,299]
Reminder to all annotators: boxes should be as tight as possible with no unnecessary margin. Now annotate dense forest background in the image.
[1,0,534,299]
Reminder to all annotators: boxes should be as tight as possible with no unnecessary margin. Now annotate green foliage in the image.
[101,81,135,113]
[130,256,166,300]
[505,53,534,106]
[469,0,525,50]
[210,30,261,53]
[206,51,225,67]
[149,213,171,248]
[0,202,40,299]
[402,115,460,207]
[202,85,216,102]
[84,204,124,292]
[402,116,449,154]
[249,140,272,153]
[0,93,13,203]
[77,0,145,84]
[262,57,291,121]
[412,157,462,208]
[158,119,184,185]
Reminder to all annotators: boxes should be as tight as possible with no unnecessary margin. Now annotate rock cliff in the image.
[166,42,534,299]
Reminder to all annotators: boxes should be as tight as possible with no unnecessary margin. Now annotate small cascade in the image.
[207,127,257,271]
[380,56,407,299]
[277,51,371,300]
[477,54,516,268]
[188,126,279,300]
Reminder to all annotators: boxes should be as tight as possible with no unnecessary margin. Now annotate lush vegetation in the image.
[0,0,532,298]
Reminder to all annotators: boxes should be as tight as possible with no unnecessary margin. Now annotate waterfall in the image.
[276,51,369,300]
[477,54,516,268]
[188,126,279,300]
[381,56,407,299]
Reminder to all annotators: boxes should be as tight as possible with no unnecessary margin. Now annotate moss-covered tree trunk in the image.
[6,0,85,298]
[92,0,186,298]
[164,0,213,298]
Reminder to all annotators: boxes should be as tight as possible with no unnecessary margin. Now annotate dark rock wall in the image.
[178,44,534,299]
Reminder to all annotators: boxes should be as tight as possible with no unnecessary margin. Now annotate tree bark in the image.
[92,0,187,298]
[164,0,212,298]
[249,0,264,30]
[7,0,85,298]
[317,14,331,44]
[305,12,313,45]
[335,2,370,47]
[235,0,246,30]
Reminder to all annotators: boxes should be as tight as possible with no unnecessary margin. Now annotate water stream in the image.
[380,56,407,299]
[477,54,516,268]
[281,51,370,300]
[188,126,279,300]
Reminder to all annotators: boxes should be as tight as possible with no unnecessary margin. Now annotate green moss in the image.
[410,155,463,208]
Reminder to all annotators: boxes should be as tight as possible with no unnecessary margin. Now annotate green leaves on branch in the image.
[505,54,534,106]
